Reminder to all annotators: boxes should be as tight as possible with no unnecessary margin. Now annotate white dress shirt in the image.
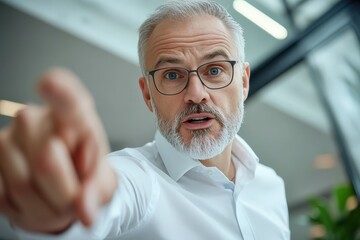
[4,131,290,239]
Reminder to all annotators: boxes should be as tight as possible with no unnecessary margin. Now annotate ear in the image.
[242,62,250,100]
[139,76,153,112]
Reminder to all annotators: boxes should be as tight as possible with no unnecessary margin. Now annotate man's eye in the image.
[208,67,221,75]
[165,72,179,80]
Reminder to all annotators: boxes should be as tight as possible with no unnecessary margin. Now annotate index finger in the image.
[37,68,109,180]
[38,68,95,129]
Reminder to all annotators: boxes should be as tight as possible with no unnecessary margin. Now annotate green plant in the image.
[308,183,360,240]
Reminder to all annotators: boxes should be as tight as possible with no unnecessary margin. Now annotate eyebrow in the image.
[152,49,231,70]
[153,57,183,69]
[200,49,231,62]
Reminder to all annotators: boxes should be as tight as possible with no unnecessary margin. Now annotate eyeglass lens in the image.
[152,61,234,95]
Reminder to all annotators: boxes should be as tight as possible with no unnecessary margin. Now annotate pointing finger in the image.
[37,68,109,180]
[38,68,95,150]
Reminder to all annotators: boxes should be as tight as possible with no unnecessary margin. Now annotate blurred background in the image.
[0,0,359,239]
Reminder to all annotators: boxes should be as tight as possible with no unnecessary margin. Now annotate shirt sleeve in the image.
[8,150,159,240]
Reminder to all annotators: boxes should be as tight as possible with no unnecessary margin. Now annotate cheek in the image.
[229,81,244,104]
[153,96,182,120]
[213,88,241,112]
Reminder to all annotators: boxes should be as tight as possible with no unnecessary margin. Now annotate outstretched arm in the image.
[0,68,117,234]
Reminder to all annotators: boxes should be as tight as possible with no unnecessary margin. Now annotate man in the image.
[0,0,290,239]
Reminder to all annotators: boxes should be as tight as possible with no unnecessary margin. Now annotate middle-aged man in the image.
[0,0,290,239]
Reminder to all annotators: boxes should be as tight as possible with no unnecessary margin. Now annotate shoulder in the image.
[242,164,289,233]
[254,163,285,187]
[107,141,168,179]
[245,163,286,203]
[107,141,157,168]
[242,163,288,210]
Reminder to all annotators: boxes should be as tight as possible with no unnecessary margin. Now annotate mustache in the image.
[175,103,225,127]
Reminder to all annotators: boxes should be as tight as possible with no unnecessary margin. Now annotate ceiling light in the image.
[0,100,26,117]
[233,0,288,40]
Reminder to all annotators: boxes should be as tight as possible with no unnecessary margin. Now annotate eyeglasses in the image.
[146,60,238,95]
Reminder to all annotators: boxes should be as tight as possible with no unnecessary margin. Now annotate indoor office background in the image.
[0,0,359,239]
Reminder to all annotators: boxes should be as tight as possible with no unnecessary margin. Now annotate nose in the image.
[183,72,210,104]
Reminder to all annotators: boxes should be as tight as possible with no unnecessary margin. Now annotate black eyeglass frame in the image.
[146,60,238,95]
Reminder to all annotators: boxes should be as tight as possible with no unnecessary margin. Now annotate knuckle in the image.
[14,108,30,125]
[9,176,32,198]
[34,141,59,176]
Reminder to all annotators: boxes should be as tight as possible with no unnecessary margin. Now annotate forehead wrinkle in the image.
[146,18,237,69]
[150,45,232,71]
[150,41,233,67]
[151,31,232,49]
[148,38,234,67]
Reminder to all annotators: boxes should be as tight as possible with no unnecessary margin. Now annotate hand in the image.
[0,68,117,233]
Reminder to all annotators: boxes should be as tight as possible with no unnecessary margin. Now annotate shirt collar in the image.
[155,131,201,181]
[232,134,259,182]
[155,130,259,182]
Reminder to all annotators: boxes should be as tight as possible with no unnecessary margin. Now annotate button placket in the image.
[234,198,255,240]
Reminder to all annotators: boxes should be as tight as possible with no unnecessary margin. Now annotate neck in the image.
[200,142,235,182]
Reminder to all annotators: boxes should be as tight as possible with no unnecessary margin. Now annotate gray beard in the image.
[152,99,244,160]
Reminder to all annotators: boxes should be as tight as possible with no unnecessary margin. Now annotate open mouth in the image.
[186,117,212,123]
[183,113,215,124]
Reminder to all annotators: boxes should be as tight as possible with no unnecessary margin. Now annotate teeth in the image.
[188,117,208,122]
[191,117,207,120]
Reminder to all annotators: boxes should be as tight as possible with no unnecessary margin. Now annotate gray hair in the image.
[137,0,245,75]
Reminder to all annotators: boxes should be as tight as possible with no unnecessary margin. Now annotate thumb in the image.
[76,178,99,228]
[77,159,118,227]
